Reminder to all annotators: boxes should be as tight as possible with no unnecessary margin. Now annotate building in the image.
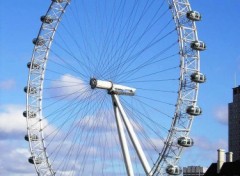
[183,166,207,176]
[228,85,240,161]
[204,160,240,176]
[204,149,240,176]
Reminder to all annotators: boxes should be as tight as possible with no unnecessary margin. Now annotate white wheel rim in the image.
[25,0,204,175]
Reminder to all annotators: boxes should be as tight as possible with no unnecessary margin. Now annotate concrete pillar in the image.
[226,152,233,162]
[217,149,225,173]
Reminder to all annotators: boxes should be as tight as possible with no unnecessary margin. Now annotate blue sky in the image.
[0,0,240,175]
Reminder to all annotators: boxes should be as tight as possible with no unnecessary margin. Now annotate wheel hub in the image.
[89,78,136,96]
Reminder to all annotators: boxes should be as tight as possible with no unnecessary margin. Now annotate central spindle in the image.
[90,78,136,96]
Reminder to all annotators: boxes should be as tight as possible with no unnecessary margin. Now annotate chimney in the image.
[217,149,225,173]
[226,152,233,162]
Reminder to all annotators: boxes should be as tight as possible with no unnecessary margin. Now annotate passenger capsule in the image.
[186,105,202,116]
[24,86,37,94]
[23,111,37,118]
[186,11,201,21]
[24,134,39,142]
[52,0,64,2]
[32,37,45,46]
[24,86,27,93]
[28,156,42,164]
[191,72,206,83]
[27,62,40,70]
[177,136,194,147]
[23,111,27,117]
[40,16,53,24]
[52,0,71,3]
[166,165,182,175]
[190,41,206,51]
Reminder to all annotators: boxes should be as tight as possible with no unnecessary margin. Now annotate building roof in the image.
[203,163,218,176]
[233,85,240,95]
[220,160,240,175]
[204,160,240,176]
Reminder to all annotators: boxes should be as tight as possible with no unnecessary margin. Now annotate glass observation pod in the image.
[186,105,202,116]
[24,134,39,142]
[191,41,206,51]
[186,11,201,21]
[52,0,64,3]
[24,86,37,94]
[191,72,206,83]
[40,16,53,24]
[28,156,42,165]
[23,111,37,118]
[166,165,182,175]
[27,62,40,70]
[52,0,71,3]
[32,37,46,46]
[177,136,194,147]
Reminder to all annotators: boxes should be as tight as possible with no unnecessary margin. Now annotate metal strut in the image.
[90,78,152,175]
[112,96,134,176]
[112,94,152,176]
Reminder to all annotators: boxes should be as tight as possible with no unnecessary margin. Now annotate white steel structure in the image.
[25,0,206,175]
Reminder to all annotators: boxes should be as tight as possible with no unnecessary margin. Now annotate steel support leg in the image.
[112,96,134,176]
[112,94,152,176]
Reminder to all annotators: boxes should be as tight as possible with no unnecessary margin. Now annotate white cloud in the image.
[213,105,228,125]
[0,79,15,90]
[76,108,145,133]
[0,104,171,175]
[0,141,35,175]
[0,104,26,136]
[148,138,164,150]
[77,114,112,130]
[50,74,91,100]
[194,136,227,151]
[0,105,35,174]
[43,106,164,175]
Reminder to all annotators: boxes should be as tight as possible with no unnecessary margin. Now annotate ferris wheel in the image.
[24,0,206,175]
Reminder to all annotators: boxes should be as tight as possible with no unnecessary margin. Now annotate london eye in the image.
[24,0,206,175]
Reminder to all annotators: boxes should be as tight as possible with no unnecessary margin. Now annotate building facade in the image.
[228,85,240,161]
[183,166,207,176]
